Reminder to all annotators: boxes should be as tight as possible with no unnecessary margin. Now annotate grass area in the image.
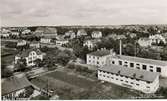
[30,70,143,99]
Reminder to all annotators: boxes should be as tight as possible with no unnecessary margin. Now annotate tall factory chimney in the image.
[119,39,122,55]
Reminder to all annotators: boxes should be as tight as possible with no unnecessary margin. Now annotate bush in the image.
[67,64,75,69]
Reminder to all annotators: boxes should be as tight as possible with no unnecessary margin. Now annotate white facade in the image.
[149,34,166,44]
[56,40,69,46]
[86,49,114,67]
[98,65,159,93]
[138,38,152,47]
[40,38,52,43]
[11,32,19,36]
[17,40,27,46]
[1,33,10,37]
[109,55,167,77]
[30,42,40,48]
[22,29,31,35]
[77,29,87,36]
[91,31,102,38]
[83,40,96,50]
[15,50,44,66]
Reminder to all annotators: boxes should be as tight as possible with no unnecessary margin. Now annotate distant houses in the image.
[83,39,100,50]
[17,40,27,47]
[91,31,102,38]
[65,30,76,39]
[77,29,87,37]
[15,48,44,66]
[30,41,40,48]
[138,38,152,47]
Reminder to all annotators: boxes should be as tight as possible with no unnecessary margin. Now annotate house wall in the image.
[40,38,51,43]
[98,70,159,93]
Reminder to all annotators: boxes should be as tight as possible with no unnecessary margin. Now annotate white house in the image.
[77,29,87,37]
[15,49,44,66]
[65,30,76,39]
[149,34,166,44]
[1,33,10,38]
[22,29,31,35]
[30,41,40,48]
[91,31,102,38]
[98,64,159,93]
[138,38,152,47]
[86,48,115,67]
[56,39,69,46]
[2,74,33,100]
[17,40,27,47]
[40,37,52,43]
[108,34,126,40]
[83,39,100,50]
[109,55,167,77]
[11,32,20,36]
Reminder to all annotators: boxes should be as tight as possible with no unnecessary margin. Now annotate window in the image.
[103,75,106,77]
[112,61,115,64]
[146,86,150,88]
[111,77,114,79]
[146,81,151,84]
[99,74,102,76]
[120,80,123,81]
[89,60,91,62]
[97,57,99,60]
[93,56,95,59]
[136,67,140,69]
[136,84,139,86]
[131,82,134,84]
[156,67,161,72]
[130,63,134,67]
[107,76,109,78]
[150,69,153,72]
[89,56,91,58]
[119,61,122,65]
[142,65,147,70]
[125,81,128,83]
[116,78,118,80]
[150,66,153,68]
[97,61,99,64]
[136,64,140,66]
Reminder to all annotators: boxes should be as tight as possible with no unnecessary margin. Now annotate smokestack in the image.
[119,39,122,55]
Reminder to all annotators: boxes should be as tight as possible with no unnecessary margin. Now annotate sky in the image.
[0,0,167,27]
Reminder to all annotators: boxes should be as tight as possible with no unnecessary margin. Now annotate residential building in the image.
[56,39,69,46]
[22,29,31,35]
[98,64,159,93]
[83,39,100,50]
[91,31,102,38]
[15,48,44,66]
[77,29,87,37]
[149,34,166,44]
[109,55,167,77]
[86,48,115,67]
[17,40,27,47]
[40,35,56,44]
[65,30,76,39]
[138,38,152,47]
[2,74,33,100]
[11,31,20,36]
[1,32,10,38]
[30,41,40,48]
[108,34,126,40]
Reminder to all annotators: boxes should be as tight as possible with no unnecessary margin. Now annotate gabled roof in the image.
[99,64,159,82]
[2,74,32,96]
[16,48,43,57]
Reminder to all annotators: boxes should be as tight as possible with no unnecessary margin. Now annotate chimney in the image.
[119,40,122,55]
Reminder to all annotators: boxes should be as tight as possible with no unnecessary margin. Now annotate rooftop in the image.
[113,55,167,66]
[98,64,159,82]
[16,48,43,57]
[88,49,110,57]
[2,74,32,96]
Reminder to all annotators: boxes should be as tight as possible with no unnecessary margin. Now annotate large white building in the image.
[108,55,167,77]
[86,49,115,67]
[17,40,27,47]
[83,39,100,50]
[98,64,159,93]
[149,34,166,44]
[15,49,44,66]
[91,31,102,38]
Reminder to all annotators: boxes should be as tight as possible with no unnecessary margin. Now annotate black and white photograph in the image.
[1,0,167,100]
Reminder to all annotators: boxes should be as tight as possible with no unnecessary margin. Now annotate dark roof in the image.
[113,55,167,66]
[16,48,43,57]
[2,74,32,96]
[98,64,159,82]
[88,49,110,57]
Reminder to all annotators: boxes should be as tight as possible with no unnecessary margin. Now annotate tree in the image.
[14,58,28,72]
[1,60,13,78]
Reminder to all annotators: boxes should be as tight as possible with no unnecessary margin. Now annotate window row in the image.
[112,60,161,72]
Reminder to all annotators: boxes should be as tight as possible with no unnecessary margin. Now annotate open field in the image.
[30,69,143,99]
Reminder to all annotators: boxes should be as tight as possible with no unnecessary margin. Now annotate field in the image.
[30,69,143,99]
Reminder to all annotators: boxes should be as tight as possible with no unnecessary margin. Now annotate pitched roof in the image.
[98,64,159,82]
[88,49,110,57]
[2,74,32,96]
[16,48,43,57]
[113,55,167,66]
